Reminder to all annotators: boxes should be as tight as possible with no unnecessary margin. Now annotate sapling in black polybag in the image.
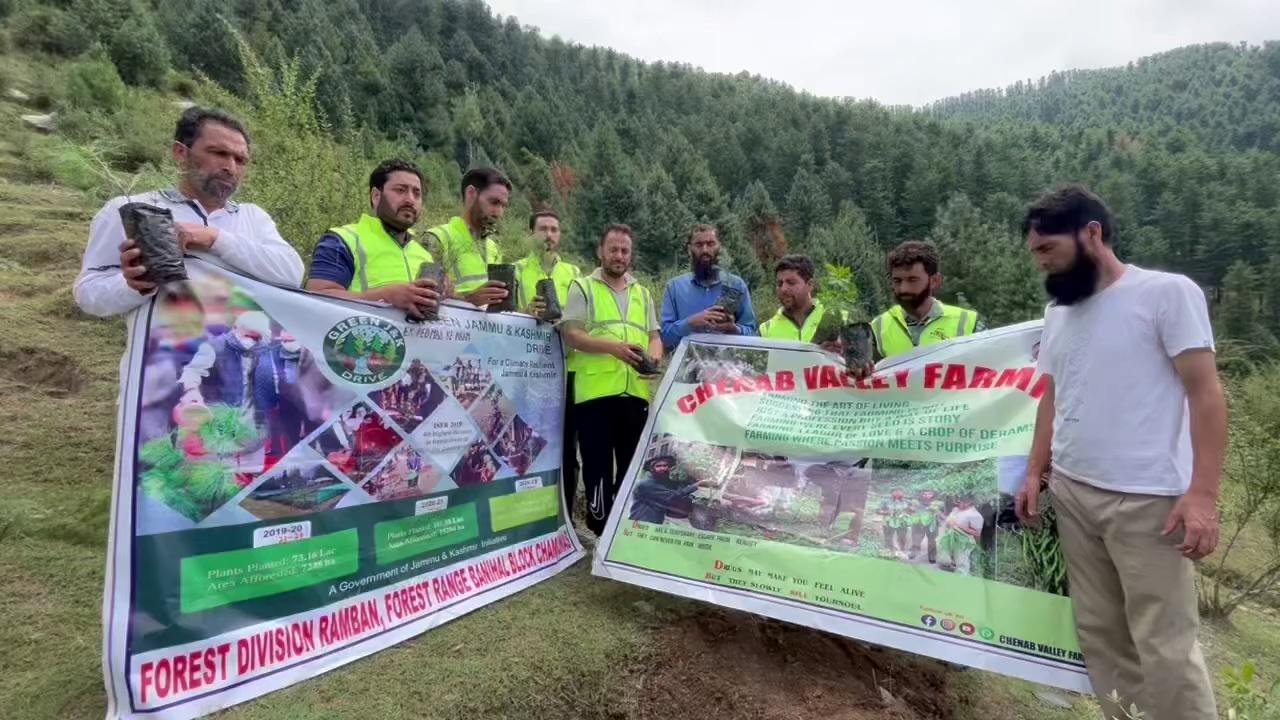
[407,261,445,323]
[535,278,562,322]
[634,348,660,377]
[840,322,875,370]
[119,202,186,285]
[810,309,844,346]
[713,285,743,320]
[486,263,517,314]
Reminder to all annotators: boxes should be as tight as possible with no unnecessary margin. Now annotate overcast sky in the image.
[485,0,1280,106]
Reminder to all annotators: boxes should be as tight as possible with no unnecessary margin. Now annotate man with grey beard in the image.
[76,106,303,318]
[76,106,304,388]
[1015,185,1225,720]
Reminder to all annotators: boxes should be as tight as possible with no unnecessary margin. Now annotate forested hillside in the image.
[928,43,1280,153]
[5,1,1280,352]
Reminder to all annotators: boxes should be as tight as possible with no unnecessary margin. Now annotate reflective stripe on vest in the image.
[871,300,978,358]
[330,215,433,292]
[572,276,652,404]
[428,217,503,295]
[759,301,843,343]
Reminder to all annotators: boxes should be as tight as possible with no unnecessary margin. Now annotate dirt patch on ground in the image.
[637,609,955,720]
[0,346,85,395]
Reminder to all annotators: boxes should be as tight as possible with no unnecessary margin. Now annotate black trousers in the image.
[561,372,580,517]
[575,394,649,536]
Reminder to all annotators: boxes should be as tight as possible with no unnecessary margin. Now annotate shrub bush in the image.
[107,19,171,87]
[10,7,91,57]
[63,58,127,113]
[166,71,198,98]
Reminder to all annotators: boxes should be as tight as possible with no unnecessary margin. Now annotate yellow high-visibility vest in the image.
[514,253,579,308]
[759,300,845,342]
[329,213,433,291]
[426,216,502,295]
[871,300,978,358]
[570,275,653,404]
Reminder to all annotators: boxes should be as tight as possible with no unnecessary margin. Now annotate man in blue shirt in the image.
[660,224,757,351]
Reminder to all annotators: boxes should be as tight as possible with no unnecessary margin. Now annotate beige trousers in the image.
[1049,472,1217,720]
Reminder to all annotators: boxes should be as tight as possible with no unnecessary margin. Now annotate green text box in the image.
[489,486,559,532]
[180,529,359,614]
[374,503,478,565]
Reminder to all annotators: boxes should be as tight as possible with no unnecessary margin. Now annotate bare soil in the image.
[638,608,957,720]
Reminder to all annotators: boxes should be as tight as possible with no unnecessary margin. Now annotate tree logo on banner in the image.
[323,316,407,384]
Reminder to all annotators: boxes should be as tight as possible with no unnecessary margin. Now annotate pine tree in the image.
[808,202,887,319]
[736,180,787,272]
[634,164,695,272]
[784,155,831,245]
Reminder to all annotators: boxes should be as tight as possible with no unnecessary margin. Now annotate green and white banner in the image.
[593,326,1090,692]
[103,258,582,719]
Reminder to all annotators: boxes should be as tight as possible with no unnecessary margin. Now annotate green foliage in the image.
[103,11,170,87]
[876,460,1000,505]
[1016,505,1069,596]
[928,194,1042,328]
[26,137,115,197]
[62,57,127,113]
[10,7,92,56]
[810,203,886,320]
[11,3,1280,352]
[1222,661,1280,720]
[199,35,369,257]
[931,43,1280,153]
[195,404,260,455]
[139,430,241,522]
[815,264,861,320]
[784,155,830,243]
[1200,367,1280,618]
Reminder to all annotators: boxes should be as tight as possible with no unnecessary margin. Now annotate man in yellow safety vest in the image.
[514,209,580,315]
[305,159,442,319]
[514,209,582,514]
[424,167,511,308]
[559,224,663,536]
[759,254,844,350]
[871,241,982,360]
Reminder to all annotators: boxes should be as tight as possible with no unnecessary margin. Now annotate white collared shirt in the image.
[75,189,304,318]
[75,189,305,387]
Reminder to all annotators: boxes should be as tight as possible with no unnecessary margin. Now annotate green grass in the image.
[1,48,1278,720]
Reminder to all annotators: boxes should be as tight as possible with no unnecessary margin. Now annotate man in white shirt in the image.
[75,106,304,344]
[1015,185,1225,720]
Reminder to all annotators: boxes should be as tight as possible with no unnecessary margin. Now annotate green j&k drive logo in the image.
[323,316,407,384]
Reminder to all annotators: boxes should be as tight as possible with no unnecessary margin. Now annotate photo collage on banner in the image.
[104,259,583,720]
[594,327,1089,693]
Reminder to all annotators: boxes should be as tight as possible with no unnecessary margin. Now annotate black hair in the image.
[369,159,424,191]
[598,223,634,247]
[774,254,815,283]
[687,223,718,243]
[460,167,512,199]
[529,209,560,231]
[1022,184,1114,244]
[174,106,249,147]
[887,240,940,276]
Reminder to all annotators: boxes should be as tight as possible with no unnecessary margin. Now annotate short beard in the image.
[1045,240,1100,305]
[377,197,415,232]
[187,164,238,203]
[468,207,494,237]
[896,289,931,315]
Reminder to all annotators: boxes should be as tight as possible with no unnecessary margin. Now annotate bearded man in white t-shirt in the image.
[1014,185,1226,720]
